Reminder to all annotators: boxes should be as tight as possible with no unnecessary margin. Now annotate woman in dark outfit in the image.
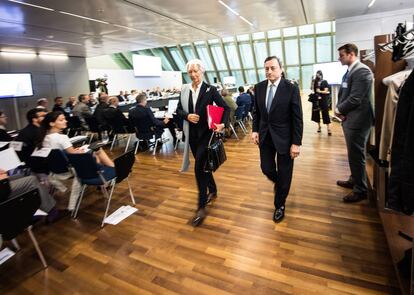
[311,70,332,135]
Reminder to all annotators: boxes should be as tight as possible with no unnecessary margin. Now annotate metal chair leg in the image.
[110,134,117,151]
[73,184,87,218]
[101,179,116,228]
[27,226,47,268]
[153,138,160,155]
[229,123,239,140]
[125,134,132,153]
[11,238,20,250]
[127,176,136,205]
[134,139,140,155]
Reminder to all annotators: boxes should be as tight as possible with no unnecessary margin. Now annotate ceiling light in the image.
[218,0,239,16]
[58,11,110,24]
[39,53,68,59]
[239,16,253,26]
[44,39,82,46]
[8,0,55,11]
[368,0,376,8]
[0,51,37,58]
[113,24,145,33]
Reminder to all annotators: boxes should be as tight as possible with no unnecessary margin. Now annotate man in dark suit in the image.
[52,97,66,113]
[335,43,374,203]
[252,56,303,223]
[93,93,110,127]
[117,91,126,102]
[103,96,132,132]
[236,86,252,117]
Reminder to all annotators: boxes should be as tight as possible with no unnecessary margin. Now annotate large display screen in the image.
[0,73,34,98]
[132,55,162,77]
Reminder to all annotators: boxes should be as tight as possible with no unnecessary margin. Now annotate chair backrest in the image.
[114,149,135,183]
[66,152,100,180]
[0,189,40,240]
[235,105,245,120]
[27,155,50,174]
[67,116,83,129]
[48,149,70,174]
[84,116,101,133]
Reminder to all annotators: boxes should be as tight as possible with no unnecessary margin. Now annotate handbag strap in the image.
[208,132,215,147]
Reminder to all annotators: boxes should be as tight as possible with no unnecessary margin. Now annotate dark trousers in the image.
[342,126,370,194]
[259,133,294,209]
[189,135,217,209]
[311,100,331,124]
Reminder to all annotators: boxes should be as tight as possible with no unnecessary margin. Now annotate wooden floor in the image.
[1,101,400,295]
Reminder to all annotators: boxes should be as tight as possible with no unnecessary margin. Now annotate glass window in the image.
[258,69,266,82]
[237,34,250,41]
[284,39,299,65]
[210,44,227,70]
[218,71,230,82]
[316,22,331,34]
[253,32,265,40]
[269,40,284,64]
[195,45,214,70]
[194,41,204,45]
[222,36,235,43]
[208,39,219,44]
[253,41,268,67]
[169,47,186,71]
[224,43,241,69]
[151,48,173,71]
[299,24,314,35]
[332,21,336,32]
[316,36,332,63]
[268,29,280,38]
[182,46,195,61]
[206,71,217,84]
[239,43,254,68]
[232,70,245,86]
[283,27,297,37]
[182,73,190,83]
[286,66,300,82]
[245,69,257,85]
[300,37,315,64]
[301,65,314,90]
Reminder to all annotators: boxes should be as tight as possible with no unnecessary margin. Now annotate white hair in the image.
[186,59,205,73]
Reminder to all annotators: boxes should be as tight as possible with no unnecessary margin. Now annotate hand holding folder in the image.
[207,105,224,130]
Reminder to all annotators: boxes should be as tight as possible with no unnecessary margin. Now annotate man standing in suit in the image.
[252,56,303,223]
[335,43,374,203]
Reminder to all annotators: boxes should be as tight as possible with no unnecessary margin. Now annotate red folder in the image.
[207,105,224,129]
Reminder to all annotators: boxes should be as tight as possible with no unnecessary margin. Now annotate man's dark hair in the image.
[238,86,245,93]
[54,96,63,102]
[26,108,44,124]
[264,56,283,68]
[338,43,359,56]
[136,93,147,104]
[78,94,86,102]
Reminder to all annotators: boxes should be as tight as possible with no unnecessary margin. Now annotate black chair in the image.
[233,106,247,135]
[66,115,84,137]
[0,189,47,268]
[84,116,103,144]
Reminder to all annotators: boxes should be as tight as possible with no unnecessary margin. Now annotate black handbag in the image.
[204,132,227,172]
[308,93,318,102]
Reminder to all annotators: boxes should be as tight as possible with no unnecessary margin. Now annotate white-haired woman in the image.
[176,59,230,226]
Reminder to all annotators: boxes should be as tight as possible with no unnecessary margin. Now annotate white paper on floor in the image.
[0,248,15,265]
[104,205,138,225]
[34,209,48,216]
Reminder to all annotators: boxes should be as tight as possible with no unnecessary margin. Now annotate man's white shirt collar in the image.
[267,77,281,89]
[348,59,359,73]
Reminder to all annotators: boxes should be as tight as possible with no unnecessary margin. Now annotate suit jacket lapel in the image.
[195,82,208,113]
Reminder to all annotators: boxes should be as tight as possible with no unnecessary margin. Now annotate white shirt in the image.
[266,78,281,108]
[43,133,72,150]
[190,81,203,110]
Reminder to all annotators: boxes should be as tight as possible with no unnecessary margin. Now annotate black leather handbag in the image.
[205,132,227,172]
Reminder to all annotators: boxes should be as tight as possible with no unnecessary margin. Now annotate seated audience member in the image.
[37,111,115,211]
[66,96,77,110]
[93,93,110,128]
[127,90,138,101]
[0,111,12,141]
[0,169,58,220]
[149,87,162,97]
[14,108,47,163]
[72,94,92,121]
[117,91,126,102]
[102,97,132,131]
[36,98,49,111]
[52,96,66,113]
[129,93,173,145]
[221,89,238,126]
[236,86,252,118]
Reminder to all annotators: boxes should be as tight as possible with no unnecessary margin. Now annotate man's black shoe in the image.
[336,180,353,189]
[191,208,206,227]
[343,192,367,203]
[273,206,285,223]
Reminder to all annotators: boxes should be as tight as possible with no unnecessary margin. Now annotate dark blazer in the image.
[129,104,165,139]
[253,78,303,154]
[117,95,126,102]
[177,82,230,142]
[102,106,131,132]
[0,128,12,142]
[14,124,41,163]
[93,102,109,125]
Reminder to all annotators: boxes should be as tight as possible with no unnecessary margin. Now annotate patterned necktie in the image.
[266,84,275,112]
[342,70,349,83]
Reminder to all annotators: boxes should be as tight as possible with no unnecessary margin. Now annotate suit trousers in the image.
[189,136,217,209]
[342,126,371,194]
[259,133,294,208]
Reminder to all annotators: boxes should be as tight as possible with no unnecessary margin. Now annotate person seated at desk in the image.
[236,86,252,118]
[129,93,175,147]
[93,93,110,128]
[0,111,12,142]
[117,91,126,102]
[14,108,47,164]
[36,111,115,212]
[66,96,77,110]
[72,94,92,122]
[102,96,132,131]
[128,90,138,102]
[221,89,238,137]
[149,87,162,97]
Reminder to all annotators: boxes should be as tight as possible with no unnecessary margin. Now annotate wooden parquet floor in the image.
[0,101,400,294]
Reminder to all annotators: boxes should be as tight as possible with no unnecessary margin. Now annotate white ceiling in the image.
[0,0,413,57]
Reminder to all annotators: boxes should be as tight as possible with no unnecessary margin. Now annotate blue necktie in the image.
[267,84,275,112]
[342,70,349,82]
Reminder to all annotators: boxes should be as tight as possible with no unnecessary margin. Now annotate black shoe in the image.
[343,192,367,203]
[191,208,206,227]
[336,179,353,189]
[273,206,285,223]
[207,192,217,204]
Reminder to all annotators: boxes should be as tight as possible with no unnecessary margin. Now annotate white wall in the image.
[0,55,89,129]
[88,69,183,95]
[336,8,414,50]
[86,55,123,70]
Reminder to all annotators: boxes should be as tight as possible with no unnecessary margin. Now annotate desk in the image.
[118,95,179,113]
